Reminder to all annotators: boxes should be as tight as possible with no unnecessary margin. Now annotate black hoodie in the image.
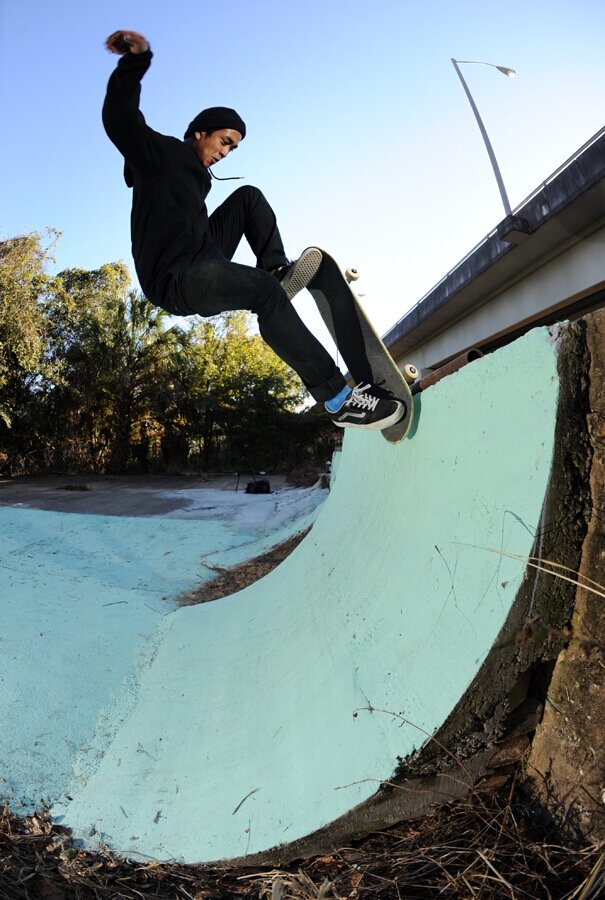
[102,49,212,313]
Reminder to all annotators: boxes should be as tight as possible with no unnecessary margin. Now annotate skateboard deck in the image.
[307,249,414,443]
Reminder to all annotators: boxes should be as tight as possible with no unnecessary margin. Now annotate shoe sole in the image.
[280,247,322,300]
[332,401,406,430]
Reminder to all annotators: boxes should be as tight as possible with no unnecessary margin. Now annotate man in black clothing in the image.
[103,29,405,430]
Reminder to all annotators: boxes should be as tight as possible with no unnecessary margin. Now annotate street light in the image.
[451,57,516,217]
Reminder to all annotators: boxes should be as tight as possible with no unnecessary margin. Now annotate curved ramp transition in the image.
[2,326,572,863]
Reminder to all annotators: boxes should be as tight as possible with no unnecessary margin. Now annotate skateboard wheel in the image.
[403,364,418,384]
[345,267,360,283]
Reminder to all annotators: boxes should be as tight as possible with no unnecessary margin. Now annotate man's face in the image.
[192,129,242,167]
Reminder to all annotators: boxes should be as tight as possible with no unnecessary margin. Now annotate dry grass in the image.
[1,779,603,899]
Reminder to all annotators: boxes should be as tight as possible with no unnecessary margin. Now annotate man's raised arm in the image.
[102,30,154,167]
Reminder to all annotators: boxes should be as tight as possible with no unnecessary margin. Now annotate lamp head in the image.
[453,58,517,78]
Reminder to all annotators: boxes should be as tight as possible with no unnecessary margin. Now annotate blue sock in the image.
[325,385,352,413]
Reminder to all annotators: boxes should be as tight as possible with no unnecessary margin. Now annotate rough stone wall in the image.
[526,309,605,843]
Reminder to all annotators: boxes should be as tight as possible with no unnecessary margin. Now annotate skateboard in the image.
[307,249,416,443]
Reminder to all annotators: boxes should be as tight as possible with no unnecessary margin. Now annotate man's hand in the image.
[105,30,149,55]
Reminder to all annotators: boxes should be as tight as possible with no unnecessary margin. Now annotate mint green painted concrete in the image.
[57,327,560,863]
[0,489,323,814]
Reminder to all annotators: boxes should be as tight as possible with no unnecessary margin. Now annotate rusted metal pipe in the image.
[411,349,483,395]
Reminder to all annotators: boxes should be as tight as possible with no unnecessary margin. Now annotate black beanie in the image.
[184,107,246,140]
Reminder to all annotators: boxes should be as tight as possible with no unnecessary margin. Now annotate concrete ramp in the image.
[2,325,572,864]
[54,326,564,863]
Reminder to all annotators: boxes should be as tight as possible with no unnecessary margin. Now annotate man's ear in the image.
[194,131,206,141]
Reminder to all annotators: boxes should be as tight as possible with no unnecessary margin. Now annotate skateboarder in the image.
[103,30,405,431]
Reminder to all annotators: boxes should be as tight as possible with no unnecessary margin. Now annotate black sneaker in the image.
[328,382,406,430]
[272,247,322,300]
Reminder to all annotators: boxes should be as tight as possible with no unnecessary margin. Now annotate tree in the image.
[0,231,56,427]
[41,263,183,472]
[152,311,308,471]
[0,231,328,475]
[0,231,63,472]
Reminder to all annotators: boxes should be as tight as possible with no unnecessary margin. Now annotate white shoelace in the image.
[346,383,379,412]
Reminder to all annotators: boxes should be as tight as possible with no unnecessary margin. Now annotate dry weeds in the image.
[1,779,603,899]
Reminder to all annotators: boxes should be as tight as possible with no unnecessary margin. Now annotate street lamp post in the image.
[451,57,515,217]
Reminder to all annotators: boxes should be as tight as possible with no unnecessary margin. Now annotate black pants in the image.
[177,186,346,403]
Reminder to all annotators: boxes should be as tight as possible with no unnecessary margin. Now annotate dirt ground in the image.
[177,528,310,605]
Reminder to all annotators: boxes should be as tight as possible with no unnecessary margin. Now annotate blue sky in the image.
[2,0,605,343]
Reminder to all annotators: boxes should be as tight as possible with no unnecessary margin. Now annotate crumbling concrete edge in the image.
[526,310,605,843]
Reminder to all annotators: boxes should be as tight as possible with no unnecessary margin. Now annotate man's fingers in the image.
[105,31,130,54]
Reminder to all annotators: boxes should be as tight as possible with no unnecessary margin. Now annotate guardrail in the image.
[385,123,605,340]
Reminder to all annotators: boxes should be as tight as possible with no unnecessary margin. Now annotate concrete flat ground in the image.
[0,473,291,517]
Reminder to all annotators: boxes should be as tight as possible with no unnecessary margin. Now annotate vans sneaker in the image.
[273,247,322,300]
[328,382,406,430]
